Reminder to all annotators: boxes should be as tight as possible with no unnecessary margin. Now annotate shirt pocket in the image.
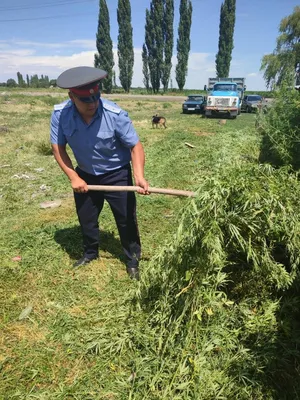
[95,130,116,151]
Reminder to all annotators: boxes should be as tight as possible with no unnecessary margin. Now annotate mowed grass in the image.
[0,92,258,399]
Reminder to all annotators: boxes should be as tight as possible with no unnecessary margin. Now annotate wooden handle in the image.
[87,185,195,197]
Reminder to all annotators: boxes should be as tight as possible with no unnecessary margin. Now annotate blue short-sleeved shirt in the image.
[50,98,139,175]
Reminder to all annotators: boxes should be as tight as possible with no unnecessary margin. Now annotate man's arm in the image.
[51,144,88,193]
[130,141,149,195]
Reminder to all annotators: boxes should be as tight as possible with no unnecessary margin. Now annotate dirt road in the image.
[104,94,186,102]
[2,90,186,102]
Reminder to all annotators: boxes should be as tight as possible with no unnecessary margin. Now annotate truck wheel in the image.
[247,106,252,113]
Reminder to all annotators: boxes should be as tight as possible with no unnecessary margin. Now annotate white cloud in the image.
[0,41,96,79]
[0,39,267,90]
[10,40,66,49]
[0,39,95,50]
[0,49,36,58]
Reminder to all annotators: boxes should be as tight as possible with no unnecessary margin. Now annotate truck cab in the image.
[205,77,246,119]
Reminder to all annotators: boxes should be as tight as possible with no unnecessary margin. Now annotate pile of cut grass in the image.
[129,163,300,399]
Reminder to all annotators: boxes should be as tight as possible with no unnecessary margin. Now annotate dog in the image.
[152,114,167,129]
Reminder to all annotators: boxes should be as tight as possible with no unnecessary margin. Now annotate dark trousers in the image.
[74,164,141,268]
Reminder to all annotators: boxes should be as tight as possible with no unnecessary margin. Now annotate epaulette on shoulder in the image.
[54,100,72,111]
[102,102,121,115]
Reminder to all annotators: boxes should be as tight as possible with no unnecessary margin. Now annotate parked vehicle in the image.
[241,95,262,113]
[182,94,206,114]
[205,77,246,119]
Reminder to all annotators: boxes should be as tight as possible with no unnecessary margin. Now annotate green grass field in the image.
[0,92,271,399]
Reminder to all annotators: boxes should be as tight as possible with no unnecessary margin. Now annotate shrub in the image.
[132,163,300,399]
[258,87,300,169]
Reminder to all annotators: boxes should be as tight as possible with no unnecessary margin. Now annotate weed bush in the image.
[129,163,300,399]
[258,88,300,169]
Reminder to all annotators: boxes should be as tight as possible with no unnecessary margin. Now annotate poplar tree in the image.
[175,0,192,90]
[215,0,236,78]
[143,0,164,93]
[143,9,154,92]
[17,72,25,87]
[162,0,174,92]
[142,44,150,91]
[117,0,134,93]
[30,75,39,88]
[94,0,114,93]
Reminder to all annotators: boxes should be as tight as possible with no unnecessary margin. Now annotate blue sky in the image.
[0,0,298,90]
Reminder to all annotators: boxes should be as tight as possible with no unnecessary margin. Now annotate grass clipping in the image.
[134,163,300,398]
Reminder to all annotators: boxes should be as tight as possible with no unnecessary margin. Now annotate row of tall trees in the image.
[93,0,239,93]
[94,0,193,93]
[80,2,300,93]
[1,73,55,88]
[141,0,193,92]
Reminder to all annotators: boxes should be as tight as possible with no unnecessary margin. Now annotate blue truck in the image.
[205,77,246,119]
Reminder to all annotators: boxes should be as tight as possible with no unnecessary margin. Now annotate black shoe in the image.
[126,267,140,280]
[73,256,97,269]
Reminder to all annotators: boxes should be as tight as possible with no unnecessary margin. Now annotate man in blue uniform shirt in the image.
[50,66,149,280]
